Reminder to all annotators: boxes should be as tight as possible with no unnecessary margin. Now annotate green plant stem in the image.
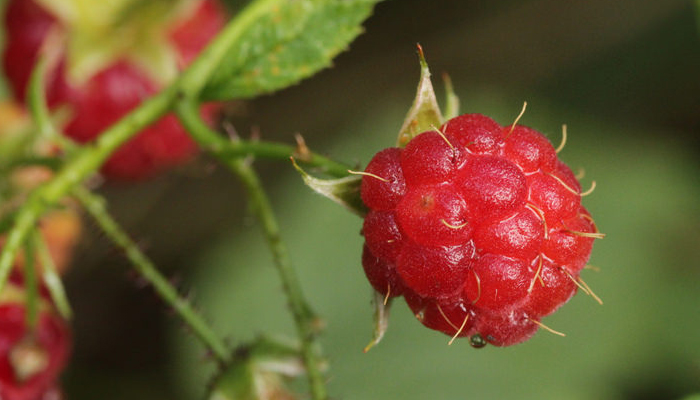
[229,160,328,400]
[23,239,39,329]
[33,230,73,319]
[28,57,76,151]
[72,185,230,364]
[215,140,352,178]
[28,57,56,140]
[0,90,173,293]
[175,99,328,400]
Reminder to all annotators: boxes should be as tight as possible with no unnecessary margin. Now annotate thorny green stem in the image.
[216,139,352,178]
[175,98,328,400]
[33,230,73,319]
[73,186,230,364]
[0,90,174,293]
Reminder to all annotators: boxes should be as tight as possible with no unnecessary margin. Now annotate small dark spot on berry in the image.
[469,334,487,348]
[420,194,434,209]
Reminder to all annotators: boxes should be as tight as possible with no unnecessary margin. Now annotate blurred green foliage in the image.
[2,0,699,399]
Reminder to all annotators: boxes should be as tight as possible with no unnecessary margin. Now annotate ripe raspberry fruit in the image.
[2,0,227,180]
[0,296,71,400]
[360,113,602,347]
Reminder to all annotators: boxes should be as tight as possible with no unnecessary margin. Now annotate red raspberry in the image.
[360,113,601,346]
[0,303,71,400]
[2,0,226,180]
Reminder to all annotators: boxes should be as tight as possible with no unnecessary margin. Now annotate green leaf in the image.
[201,0,381,101]
[396,45,444,147]
[291,158,366,217]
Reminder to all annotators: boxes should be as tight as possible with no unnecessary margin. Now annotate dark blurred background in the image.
[2,0,700,399]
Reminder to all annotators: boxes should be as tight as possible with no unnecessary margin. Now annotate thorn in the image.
[448,315,470,346]
[556,124,568,153]
[546,172,581,196]
[430,125,455,150]
[528,318,566,337]
[440,219,468,230]
[528,256,545,293]
[506,101,528,138]
[526,203,548,240]
[347,170,389,182]
[580,181,597,197]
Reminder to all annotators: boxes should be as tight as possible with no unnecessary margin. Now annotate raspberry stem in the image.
[72,185,231,364]
[33,230,72,319]
[176,98,329,400]
[27,57,77,151]
[216,140,352,178]
[23,237,39,329]
[0,85,175,295]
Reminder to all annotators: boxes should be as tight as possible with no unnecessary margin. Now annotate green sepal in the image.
[208,337,306,400]
[396,45,445,147]
[442,73,460,120]
[201,0,382,101]
[363,291,392,352]
[291,159,367,217]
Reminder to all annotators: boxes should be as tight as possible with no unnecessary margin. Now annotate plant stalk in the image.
[175,99,328,400]
[73,186,230,364]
